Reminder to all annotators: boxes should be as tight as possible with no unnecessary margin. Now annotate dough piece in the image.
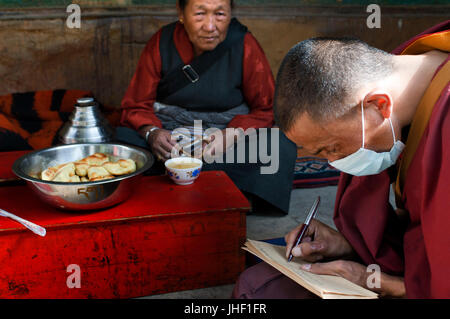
[103,159,136,176]
[74,162,90,177]
[77,153,109,166]
[41,164,62,181]
[52,163,80,182]
[87,166,111,180]
[80,176,89,182]
[68,175,81,182]
[89,175,115,182]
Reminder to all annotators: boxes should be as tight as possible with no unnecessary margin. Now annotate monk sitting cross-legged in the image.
[232,21,450,299]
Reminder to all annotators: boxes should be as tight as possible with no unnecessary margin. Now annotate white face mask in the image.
[329,101,405,176]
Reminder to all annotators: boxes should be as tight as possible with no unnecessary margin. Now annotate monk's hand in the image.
[300,260,406,298]
[146,128,177,161]
[301,260,369,289]
[285,219,355,262]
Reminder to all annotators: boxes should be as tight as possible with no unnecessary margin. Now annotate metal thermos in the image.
[58,97,114,144]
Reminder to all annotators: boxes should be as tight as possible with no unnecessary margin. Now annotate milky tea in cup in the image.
[164,157,202,185]
[167,162,199,169]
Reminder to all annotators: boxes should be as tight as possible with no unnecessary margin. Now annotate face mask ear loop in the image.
[388,118,396,144]
[361,100,365,148]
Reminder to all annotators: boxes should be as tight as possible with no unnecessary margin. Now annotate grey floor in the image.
[143,185,338,299]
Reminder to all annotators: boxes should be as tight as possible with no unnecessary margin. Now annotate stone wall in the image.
[0,5,448,107]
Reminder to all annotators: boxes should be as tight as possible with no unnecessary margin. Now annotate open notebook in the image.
[243,240,378,299]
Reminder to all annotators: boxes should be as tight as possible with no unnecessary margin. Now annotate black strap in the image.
[157,18,247,100]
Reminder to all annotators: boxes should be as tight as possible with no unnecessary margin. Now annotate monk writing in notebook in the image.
[232,21,449,298]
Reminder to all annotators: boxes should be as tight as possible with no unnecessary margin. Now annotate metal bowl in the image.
[12,143,153,211]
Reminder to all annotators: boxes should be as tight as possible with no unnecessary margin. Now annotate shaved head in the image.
[274,37,395,132]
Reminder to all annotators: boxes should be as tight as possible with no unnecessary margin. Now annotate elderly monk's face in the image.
[178,0,232,56]
[286,107,392,162]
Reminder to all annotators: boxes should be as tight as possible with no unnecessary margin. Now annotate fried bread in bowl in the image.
[12,143,153,211]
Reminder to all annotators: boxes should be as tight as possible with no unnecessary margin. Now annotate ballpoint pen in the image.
[288,196,320,262]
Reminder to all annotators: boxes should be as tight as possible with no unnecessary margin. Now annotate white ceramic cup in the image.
[164,157,203,185]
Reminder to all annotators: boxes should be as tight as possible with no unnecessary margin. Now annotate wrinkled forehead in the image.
[285,111,360,148]
[185,0,231,10]
[285,113,325,146]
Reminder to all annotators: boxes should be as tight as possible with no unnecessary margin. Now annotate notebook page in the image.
[246,240,378,298]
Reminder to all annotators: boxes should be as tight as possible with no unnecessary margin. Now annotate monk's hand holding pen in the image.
[284,219,355,262]
[286,219,407,297]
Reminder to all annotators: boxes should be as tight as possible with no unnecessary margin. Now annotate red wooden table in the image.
[0,150,29,182]
[0,161,249,298]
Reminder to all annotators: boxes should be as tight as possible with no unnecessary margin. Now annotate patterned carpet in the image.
[293,156,341,189]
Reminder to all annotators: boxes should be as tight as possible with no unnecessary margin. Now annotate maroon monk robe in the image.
[334,21,450,298]
[120,22,276,131]
[232,21,449,299]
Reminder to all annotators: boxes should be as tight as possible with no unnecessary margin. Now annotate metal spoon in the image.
[0,208,46,237]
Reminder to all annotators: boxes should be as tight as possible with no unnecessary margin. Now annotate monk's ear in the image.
[363,91,393,119]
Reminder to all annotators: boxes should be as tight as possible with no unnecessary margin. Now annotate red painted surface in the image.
[0,171,249,298]
[0,151,29,181]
